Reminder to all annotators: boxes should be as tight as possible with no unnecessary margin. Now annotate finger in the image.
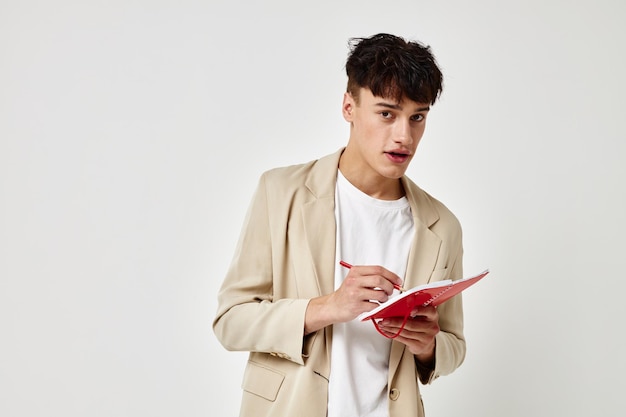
[358,300,385,314]
[360,287,391,304]
[400,319,440,337]
[337,280,391,304]
[377,318,414,334]
[379,316,437,334]
[350,265,404,289]
[350,274,396,296]
[376,322,421,341]
[410,305,438,319]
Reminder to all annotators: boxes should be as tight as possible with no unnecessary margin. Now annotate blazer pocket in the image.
[429,268,449,283]
[242,360,285,402]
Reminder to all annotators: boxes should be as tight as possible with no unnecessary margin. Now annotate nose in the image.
[393,119,413,145]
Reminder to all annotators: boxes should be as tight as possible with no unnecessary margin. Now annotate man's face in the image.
[342,87,430,183]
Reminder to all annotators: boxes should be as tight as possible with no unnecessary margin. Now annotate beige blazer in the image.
[213,149,466,417]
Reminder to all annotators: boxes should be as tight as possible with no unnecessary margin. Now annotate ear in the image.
[342,92,355,122]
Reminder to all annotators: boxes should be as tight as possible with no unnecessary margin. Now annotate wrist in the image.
[304,295,333,335]
[415,340,436,368]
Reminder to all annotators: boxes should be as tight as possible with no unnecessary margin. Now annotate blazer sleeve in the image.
[212,173,311,366]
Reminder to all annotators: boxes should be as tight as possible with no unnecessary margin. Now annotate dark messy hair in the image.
[345,33,443,105]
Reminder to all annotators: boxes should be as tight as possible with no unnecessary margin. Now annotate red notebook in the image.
[358,269,490,338]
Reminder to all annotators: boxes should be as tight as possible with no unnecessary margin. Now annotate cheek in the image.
[356,120,381,140]
[412,126,426,141]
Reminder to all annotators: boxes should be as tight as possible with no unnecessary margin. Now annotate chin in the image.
[380,170,406,180]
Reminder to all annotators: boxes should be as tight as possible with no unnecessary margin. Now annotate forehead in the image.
[357,88,430,111]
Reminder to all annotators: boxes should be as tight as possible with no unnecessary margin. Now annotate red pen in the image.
[339,261,405,292]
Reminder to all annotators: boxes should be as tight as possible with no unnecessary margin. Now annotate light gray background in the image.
[1,1,625,416]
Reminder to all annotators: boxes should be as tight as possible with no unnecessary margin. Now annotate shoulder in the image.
[259,149,343,197]
[263,159,318,185]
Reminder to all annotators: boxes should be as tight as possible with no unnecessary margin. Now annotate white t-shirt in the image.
[327,170,415,417]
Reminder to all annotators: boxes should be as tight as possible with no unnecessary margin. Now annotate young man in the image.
[213,33,465,417]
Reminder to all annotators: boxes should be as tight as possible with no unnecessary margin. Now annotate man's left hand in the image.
[376,305,439,364]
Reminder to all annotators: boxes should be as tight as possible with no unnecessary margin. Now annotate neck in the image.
[338,150,404,200]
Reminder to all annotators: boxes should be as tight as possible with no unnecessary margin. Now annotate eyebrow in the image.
[374,102,431,112]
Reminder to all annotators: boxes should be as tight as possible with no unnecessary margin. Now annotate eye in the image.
[380,111,393,119]
[411,114,425,122]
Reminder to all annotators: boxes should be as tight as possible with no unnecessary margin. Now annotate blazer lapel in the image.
[400,175,442,287]
[302,149,343,296]
[389,176,443,377]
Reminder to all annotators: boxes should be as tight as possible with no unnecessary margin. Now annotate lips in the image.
[385,150,411,163]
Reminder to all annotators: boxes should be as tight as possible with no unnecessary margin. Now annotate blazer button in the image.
[389,388,400,401]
